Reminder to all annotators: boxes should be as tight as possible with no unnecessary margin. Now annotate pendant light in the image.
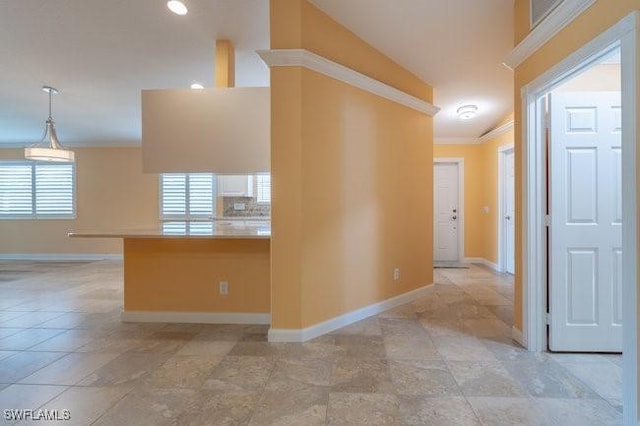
[24,86,75,162]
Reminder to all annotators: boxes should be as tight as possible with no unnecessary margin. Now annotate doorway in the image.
[547,59,621,352]
[521,12,638,423]
[433,159,464,263]
[499,146,515,274]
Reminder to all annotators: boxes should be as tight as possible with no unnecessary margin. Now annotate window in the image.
[256,174,271,203]
[160,173,214,220]
[160,173,271,220]
[0,161,75,219]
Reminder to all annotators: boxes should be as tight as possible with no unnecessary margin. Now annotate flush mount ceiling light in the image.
[167,0,188,15]
[190,83,204,89]
[456,104,478,120]
[24,86,75,163]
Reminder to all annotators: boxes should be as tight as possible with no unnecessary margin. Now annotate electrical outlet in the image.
[219,281,229,295]
[233,203,246,211]
[393,268,400,281]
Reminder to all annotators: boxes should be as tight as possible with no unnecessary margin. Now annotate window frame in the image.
[255,174,271,204]
[0,160,76,220]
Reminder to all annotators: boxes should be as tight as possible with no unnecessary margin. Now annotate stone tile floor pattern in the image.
[0,261,622,425]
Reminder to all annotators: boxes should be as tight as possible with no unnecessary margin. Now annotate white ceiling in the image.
[0,0,514,147]
[309,0,515,140]
[0,0,270,147]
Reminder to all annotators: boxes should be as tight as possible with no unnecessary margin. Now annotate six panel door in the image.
[549,91,622,352]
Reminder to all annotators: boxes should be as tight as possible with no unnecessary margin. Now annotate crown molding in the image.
[504,0,597,70]
[434,120,514,145]
[478,120,515,143]
[258,49,439,117]
[434,138,481,145]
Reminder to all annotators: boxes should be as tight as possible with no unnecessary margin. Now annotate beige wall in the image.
[433,121,515,264]
[0,147,159,255]
[124,238,270,313]
[270,0,434,330]
[141,88,270,174]
[556,63,621,92]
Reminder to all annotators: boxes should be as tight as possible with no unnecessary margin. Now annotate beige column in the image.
[215,40,235,88]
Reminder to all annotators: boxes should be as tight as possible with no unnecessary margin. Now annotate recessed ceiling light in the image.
[457,105,478,120]
[190,83,204,90]
[167,0,188,15]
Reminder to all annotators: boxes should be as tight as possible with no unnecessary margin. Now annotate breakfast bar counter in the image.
[69,220,271,324]
[68,219,271,240]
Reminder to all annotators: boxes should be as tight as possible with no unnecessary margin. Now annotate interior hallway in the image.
[0,261,622,425]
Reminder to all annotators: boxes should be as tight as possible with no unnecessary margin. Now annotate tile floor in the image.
[0,261,623,425]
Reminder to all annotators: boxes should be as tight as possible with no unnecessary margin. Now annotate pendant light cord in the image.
[48,89,53,121]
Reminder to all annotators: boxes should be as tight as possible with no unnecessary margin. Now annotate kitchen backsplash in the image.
[222,196,271,217]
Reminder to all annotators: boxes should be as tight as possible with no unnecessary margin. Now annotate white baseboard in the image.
[512,326,526,348]
[268,283,434,342]
[482,259,500,272]
[0,253,123,261]
[463,257,501,272]
[121,311,271,325]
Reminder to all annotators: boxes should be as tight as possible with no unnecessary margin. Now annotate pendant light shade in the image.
[24,86,75,162]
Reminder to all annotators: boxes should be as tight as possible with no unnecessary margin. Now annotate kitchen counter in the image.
[68,220,271,324]
[68,220,270,239]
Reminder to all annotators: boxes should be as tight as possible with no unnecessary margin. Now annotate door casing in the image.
[520,11,638,425]
[498,145,515,273]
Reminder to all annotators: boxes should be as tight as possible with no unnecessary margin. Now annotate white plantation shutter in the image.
[256,174,271,203]
[162,221,214,235]
[160,174,187,218]
[35,164,74,216]
[189,222,213,234]
[162,221,187,235]
[0,163,33,216]
[0,162,75,219]
[160,173,214,220]
[188,174,214,218]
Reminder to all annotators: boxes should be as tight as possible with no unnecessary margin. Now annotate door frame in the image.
[521,11,638,424]
[498,144,515,273]
[433,158,465,262]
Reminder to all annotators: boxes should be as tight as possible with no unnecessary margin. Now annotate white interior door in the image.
[503,149,515,274]
[549,91,622,352]
[434,162,460,262]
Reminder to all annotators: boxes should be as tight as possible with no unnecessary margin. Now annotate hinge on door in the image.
[544,111,551,130]
[545,312,551,325]
[544,215,551,227]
